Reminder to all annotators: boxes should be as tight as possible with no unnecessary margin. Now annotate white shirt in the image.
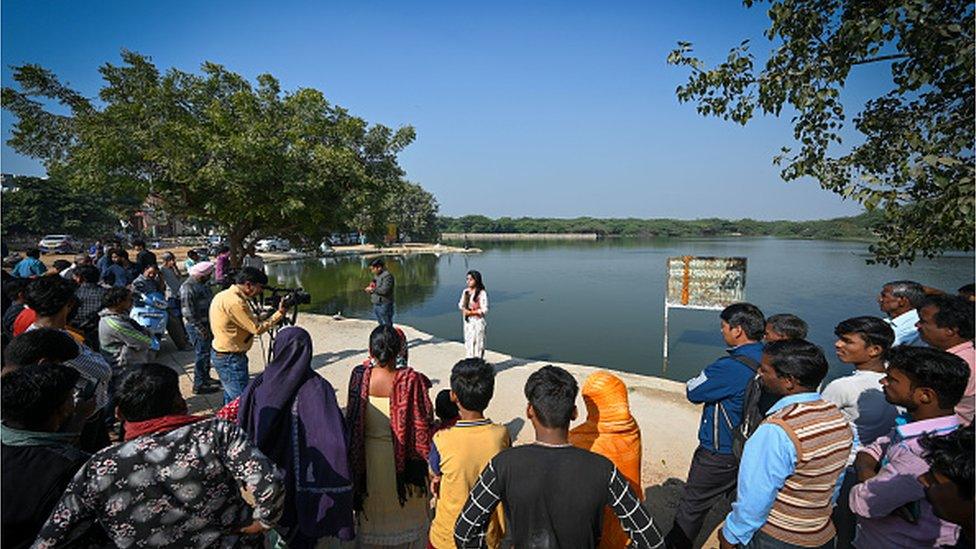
[821,370,898,463]
[885,308,924,347]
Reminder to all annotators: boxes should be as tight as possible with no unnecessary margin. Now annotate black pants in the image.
[666,446,739,548]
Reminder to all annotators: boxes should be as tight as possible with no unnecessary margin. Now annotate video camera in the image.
[264,286,312,310]
[258,286,311,329]
[253,286,312,363]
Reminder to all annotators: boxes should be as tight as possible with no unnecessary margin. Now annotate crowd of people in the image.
[1,242,974,549]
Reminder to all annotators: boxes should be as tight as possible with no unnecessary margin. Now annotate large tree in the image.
[387,181,440,241]
[2,50,416,263]
[667,0,973,266]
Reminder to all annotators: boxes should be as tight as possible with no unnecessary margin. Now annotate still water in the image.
[267,238,973,383]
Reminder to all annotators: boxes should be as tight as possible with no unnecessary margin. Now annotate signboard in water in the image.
[666,256,747,310]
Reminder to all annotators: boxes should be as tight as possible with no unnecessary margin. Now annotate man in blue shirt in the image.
[719,339,853,549]
[877,280,926,346]
[664,303,765,549]
[11,248,47,278]
[103,248,137,288]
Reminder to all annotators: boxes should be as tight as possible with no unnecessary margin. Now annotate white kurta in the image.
[459,289,489,359]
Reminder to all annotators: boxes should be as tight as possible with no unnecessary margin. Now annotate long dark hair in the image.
[467,270,485,302]
[369,325,403,367]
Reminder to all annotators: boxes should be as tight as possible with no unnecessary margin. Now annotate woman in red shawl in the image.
[569,370,644,548]
[347,325,433,547]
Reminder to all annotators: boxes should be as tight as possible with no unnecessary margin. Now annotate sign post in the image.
[663,256,747,372]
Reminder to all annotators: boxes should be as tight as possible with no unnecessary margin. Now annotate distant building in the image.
[129,194,194,237]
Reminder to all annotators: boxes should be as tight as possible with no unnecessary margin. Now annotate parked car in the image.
[256,237,291,252]
[38,234,82,254]
[328,232,364,246]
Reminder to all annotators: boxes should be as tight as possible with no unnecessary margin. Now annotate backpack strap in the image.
[732,354,760,372]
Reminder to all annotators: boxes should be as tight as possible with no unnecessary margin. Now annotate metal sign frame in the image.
[663,256,747,371]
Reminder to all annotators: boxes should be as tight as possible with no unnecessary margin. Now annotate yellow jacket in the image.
[209,285,283,353]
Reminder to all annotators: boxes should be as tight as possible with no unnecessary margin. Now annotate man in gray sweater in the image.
[365,258,395,325]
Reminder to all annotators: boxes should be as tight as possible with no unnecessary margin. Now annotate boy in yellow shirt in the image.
[428,358,510,548]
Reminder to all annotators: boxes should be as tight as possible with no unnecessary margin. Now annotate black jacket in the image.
[1,442,90,549]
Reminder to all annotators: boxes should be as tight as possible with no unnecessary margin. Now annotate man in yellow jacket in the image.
[209,266,286,403]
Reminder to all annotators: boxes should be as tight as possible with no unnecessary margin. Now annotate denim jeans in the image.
[186,324,213,389]
[373,302,395,326]
[211,350,249,404]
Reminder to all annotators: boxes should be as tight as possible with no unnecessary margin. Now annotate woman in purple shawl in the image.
[237,326,355,547]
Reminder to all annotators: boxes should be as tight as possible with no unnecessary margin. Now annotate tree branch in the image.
[851,54,909,66]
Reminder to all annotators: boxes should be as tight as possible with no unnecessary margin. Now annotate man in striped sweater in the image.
[719,340,854,548]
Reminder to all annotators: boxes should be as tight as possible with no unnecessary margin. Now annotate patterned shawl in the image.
[347,360,433,509]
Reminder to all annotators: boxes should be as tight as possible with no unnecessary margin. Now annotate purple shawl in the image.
[237,327,354,544]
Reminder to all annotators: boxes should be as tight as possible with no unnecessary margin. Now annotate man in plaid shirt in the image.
[69,265,106,349]
[454,366,663,548]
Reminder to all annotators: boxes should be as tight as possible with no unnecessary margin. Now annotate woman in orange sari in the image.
[569,370,643,549]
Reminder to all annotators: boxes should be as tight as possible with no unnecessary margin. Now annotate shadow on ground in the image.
[491,358,531,373]
[312,348,364,368]
[645,478,731,549]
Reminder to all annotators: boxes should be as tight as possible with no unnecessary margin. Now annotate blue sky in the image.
[2,0,885,220]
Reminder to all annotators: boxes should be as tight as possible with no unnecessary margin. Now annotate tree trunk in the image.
[227,226,248,269]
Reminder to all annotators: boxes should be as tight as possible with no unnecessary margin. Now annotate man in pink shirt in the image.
[916,294,975,424]
[849,346,969,547]
[214,245,231,285]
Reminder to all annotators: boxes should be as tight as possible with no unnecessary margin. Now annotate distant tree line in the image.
[1,175,139,238]
[438,211,882,240]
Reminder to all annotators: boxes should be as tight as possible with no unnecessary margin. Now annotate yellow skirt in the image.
[356,396,430,546]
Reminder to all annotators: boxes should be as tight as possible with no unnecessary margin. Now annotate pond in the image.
[266,238,973,384]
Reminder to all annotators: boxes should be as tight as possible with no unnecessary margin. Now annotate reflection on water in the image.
[267,254,440,317]
[268,238,973,383]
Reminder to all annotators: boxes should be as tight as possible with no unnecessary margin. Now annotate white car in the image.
[256,237,291,252]
[38,234,82,254]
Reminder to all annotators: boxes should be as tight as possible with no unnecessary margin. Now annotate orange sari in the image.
[569,371,643,549]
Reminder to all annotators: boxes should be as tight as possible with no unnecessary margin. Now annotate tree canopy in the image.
[387,181,440,242]
[1,175,133,237]
[667,0,973,266]
[2,50,417,262]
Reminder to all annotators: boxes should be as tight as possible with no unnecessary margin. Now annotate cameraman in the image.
[208,266,287,403]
